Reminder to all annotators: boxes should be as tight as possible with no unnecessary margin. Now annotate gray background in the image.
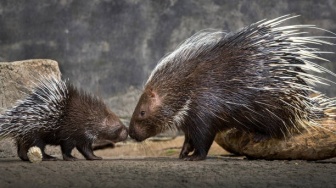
[1,0,336,117]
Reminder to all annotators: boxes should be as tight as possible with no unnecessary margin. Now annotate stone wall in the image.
[1,0,336,117]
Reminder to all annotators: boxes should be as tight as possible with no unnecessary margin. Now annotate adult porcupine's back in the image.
[0,75,128,161]
[129,15,336,160]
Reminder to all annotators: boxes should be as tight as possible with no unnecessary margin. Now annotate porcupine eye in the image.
[140,111,146,117]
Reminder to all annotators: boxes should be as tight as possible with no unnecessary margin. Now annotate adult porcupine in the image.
[129,15,336,161]
[0,75,128,161]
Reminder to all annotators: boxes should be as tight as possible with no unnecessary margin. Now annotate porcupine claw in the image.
[184,156,206,161]
[87,155,103,160]
[183,152,207,161]
[62,155,78,161]
[76,143,103,160]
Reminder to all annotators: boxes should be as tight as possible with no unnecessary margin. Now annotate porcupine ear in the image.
[145,87,156,99]
[147,88,161,111]
[149,89,156,98]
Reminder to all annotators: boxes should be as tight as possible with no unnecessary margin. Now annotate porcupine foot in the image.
[76,142,102,160]
[61,141,77,161]
[183,151,207,161]
[180,131,215,161]
[62,155,77,161]
[42,153,58,161]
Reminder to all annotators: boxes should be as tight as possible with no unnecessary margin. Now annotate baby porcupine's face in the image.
[129,89,163,142]
[98,111,128,143]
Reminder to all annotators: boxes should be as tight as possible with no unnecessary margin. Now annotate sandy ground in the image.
[0,136,335,188]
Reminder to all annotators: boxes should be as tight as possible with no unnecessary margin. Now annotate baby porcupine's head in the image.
[99,110,128,143]
[61,83,129,143]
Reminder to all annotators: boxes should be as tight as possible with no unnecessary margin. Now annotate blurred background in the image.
[1,0,336,119]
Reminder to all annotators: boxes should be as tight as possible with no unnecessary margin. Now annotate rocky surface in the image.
[0,139,335,188]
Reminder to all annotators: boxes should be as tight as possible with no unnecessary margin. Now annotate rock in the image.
[215,119,336,160]
[0,59,60,113]
[0,59,61,158]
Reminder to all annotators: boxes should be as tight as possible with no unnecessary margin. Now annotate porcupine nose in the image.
[128,123,137,140]
[116,122,128,141]
[128,123,144,142]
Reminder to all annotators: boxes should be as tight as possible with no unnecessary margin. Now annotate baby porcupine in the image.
[0,75,128,161]
[129,15,336,161]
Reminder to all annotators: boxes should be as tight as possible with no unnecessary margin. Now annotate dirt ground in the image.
[0,136,335,188]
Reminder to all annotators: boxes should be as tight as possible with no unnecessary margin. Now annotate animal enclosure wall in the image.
[1,0,336,117]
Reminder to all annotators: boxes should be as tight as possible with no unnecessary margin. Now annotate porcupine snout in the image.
[100,113,129,142]
[115,121,128,142]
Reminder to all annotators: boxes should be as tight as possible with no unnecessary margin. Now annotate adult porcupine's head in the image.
[129,87,190,141]
[64,84,128,143]
[129,15,336,141]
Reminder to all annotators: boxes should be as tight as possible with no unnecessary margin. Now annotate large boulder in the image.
[215,120,336,160]
[0,59,60,113]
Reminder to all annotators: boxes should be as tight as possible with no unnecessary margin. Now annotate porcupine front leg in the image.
[179,134,194,159]
[76,141,102,160]
[182,127,216,161]
[61,141,77,161]
[36,141,57,161]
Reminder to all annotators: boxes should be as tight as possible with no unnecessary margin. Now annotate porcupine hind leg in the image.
[76,141,102,160]
[179,134,194,159]
[17,141,30,161]
[17,139,57,161]
[182,127,216,161]
[61,141,77,161]
[37,142,57,161]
